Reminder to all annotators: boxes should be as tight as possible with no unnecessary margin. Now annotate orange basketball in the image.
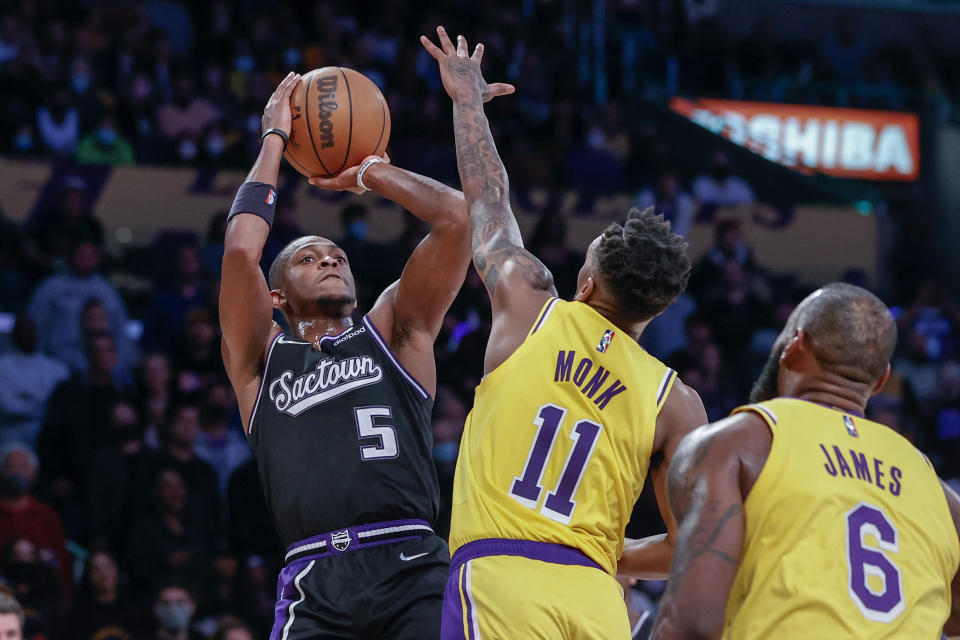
[285,67,391,178]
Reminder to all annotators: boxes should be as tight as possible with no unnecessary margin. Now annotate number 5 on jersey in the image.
[509,404,603,524]
[355,406,398,460]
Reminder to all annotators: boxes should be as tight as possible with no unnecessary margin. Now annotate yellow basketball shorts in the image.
[440,539,630,640]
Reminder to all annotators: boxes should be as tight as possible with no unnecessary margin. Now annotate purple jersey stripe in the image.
[361,315,431,399]
[249,331,284,432]
[284,518,433,562]
[752,404,778,425]
[531,297,560,334]
[441,565,468,640]
[450,538,603,574]
[656,369,677,406]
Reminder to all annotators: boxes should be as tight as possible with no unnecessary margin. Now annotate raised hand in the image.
[420,26,515,104]
[262,71,302,137]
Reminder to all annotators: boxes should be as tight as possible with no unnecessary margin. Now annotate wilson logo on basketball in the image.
[315,76,339,149]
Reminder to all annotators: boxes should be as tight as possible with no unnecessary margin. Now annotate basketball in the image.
[284,67,391,178]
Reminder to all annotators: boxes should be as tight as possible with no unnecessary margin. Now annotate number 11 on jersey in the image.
[509,404,603,524]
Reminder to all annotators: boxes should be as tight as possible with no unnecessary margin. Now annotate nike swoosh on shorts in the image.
[399,552,429,561]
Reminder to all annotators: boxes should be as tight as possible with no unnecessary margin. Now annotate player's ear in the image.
[780,328,805,369]
[871,363,892,395]
[271,289,285,309]
[574,275,595,303]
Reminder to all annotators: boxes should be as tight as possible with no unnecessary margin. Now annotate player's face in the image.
[749,303,804,403]
[285,240,357,307]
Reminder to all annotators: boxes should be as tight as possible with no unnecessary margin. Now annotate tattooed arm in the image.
[649,412,771,640]
[422,27,558,374]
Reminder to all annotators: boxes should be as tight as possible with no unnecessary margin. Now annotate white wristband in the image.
[356,157,384,193]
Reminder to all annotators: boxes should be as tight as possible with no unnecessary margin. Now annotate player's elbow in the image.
[223,240,263,266]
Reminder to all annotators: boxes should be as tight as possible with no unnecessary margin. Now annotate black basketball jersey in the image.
[247,315,439,548]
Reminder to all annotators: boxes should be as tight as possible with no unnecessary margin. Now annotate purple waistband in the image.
[284,519,434,564]
[449,538,603,574]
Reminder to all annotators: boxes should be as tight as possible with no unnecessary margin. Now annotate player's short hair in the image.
[795,283,897,384]
[596,207,691,321]
[0,591,25,631]
[268,236,330,291]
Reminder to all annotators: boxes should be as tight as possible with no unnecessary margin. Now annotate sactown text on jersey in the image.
[269,356,382,416]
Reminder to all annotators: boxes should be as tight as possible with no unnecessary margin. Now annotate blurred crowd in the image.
[4,0,960,186]
[1,1,960,639]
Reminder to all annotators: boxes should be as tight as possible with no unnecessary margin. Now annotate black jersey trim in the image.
[361,315,430,400]
[249,331,284,434]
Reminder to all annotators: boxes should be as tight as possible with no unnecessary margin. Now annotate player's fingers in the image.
[420,35,443,61]
[308,176,338,188]
[487,83,516,98]
[456,34,469,57]
[472,42,484,63]
[275,71,295,95]
[381,152,391,164]
[437,26,455,54]
[282,73,302,98]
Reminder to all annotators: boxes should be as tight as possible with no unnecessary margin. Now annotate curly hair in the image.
[595,207,691,321]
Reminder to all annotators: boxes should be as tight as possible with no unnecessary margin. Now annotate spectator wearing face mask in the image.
[76,113,135,166]
[156,74,219,163]
[144,582,202,640]
[0,447,69,590]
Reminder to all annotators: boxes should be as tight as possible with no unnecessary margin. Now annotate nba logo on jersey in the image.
[843,415,858,438]
[331,530,351,551]
[597,329,615,353]
[266,188,276,206]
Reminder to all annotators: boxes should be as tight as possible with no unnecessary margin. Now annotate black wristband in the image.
[261,128,288,151]
[228,181,277,228]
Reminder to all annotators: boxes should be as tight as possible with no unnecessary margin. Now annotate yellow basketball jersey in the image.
[448,298,676,574]
[724,398,959,639]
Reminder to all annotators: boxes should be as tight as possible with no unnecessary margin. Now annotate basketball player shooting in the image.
[219,71,511,640]
[421,27,708,639]
[648,284,960,639]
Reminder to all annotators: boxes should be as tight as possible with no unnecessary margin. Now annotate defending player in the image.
[220,72,510,639]
[421,28,708,638]
[648,283,960,639]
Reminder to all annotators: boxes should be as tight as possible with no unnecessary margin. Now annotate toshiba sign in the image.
[670,98,920,181]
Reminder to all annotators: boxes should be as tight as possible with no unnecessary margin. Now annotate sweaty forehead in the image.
[289,236,339,255]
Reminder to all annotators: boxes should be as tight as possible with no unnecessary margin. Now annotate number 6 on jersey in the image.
[509,404,603,524]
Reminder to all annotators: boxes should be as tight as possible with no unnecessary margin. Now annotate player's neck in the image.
[585,300,650,342]
[790,375,869,416]
[290,315,355,347]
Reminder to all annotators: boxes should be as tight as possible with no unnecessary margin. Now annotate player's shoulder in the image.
[672,410,771,478]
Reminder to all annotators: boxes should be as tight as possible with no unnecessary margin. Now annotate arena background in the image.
[1,0,959,638]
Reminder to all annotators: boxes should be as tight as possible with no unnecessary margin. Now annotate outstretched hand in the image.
[262,71,302,137]
[420,26,515,104]
[309,154,390,194]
